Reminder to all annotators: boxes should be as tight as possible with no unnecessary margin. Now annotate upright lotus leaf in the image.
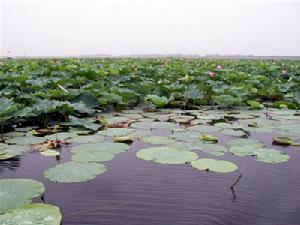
[6,136,45,145]
[72,142,129,155]
[293,90,300,105]
[44,132,78,140]
[63,116,100,131]
[255,148,290,163]
[141,136,175,145]
[185,84,204,102]
[145,95,169,108]
[0,179,45,214]
[72,149,115,163]
[131,121,177,130]
[192,143,227,156]
[98,128,134,137]
[44,161,107,183]
[272,136,299,146]
[0,204,62,225]
[70,134,105,144]
[136,146,199,164]
[191,159,238,173]
[72,93,99,109]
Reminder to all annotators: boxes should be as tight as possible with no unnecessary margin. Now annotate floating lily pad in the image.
[0,149,14,160]
[0,204,62,225]
[140,136,175,145]
[136,146,198,164]
[200,134,218,143]
[229,145,260,157]
[72,142,129,155]
[193,143,227,156]
[45,132,78,140]
[0,179,45,214]
[227,138,264,147]
[41,150,60,157]
[70,134,105,144]
[255,148,290,163]
[191,159,238,173]
[98,128,134,136]
[221,129,246,137]
[187,125,220,133]
[243,126,273,134]
[171,130,200,143]
[131,121,177,130]
[44,162,107,183]
[214,122,243,129]
[272,136,299,146]
[5,132,25,138]
[3,145,31,156]
[72,149,115,163]
[6,136,45,145]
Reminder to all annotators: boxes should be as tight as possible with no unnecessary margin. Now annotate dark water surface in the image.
[1,131,300,225]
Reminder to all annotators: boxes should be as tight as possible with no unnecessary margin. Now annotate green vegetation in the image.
[1,58,300,131]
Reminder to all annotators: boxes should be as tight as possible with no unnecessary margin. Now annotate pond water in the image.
[1,128,300,225]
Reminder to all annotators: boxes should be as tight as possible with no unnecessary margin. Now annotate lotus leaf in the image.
[193,143,227,156]
[70,134,105,144]
[255,148,290,163]
[72,149,115,163]
[131,121,177,130]
[191,159,238,173]
[41,150,60,157]
[0,179,45,214]
[45,132,78,140]
[6,136,45,145]
[72,142,129,155]
[136,146,199,164]
[272,136,299,146]
[0,204,62,225]
[200,134,218,143]
[44,161,107,183]
[140,136,175,145]
[98,128,134,136]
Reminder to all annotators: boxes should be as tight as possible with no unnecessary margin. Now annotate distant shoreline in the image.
[1,55,300,60]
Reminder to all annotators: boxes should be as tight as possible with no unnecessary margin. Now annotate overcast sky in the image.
[1,0,300,57]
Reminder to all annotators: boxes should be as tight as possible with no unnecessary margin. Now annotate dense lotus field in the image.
[0,58,300,224]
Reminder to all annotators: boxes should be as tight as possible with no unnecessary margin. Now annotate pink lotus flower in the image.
[217,65,222,70]
[281,70,288,75]
[208,71,215,77]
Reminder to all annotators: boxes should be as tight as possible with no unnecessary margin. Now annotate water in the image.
[1,131,300,225]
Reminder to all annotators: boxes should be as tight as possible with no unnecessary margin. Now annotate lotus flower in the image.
[208,71,215,77]
[281,70,288,75]
[98,64,104,68]
[217,65,222,70]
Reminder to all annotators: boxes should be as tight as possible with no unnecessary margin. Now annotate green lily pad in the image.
[6,136,45,145]
[0,204,62,225]
[171,131,200,143]
[72,149,115,163]
[193,143,227,156]
[0,149,14,160]
[243,126,273,133]
[187,125,220,133]
[131,121,177,130]
[98,128,134,136]
[272,136,299,146]
[44,161,107,183]
[214,122,243,129]
[41,150,60,157]
[229,145,260,157]
[72,142,129,155]
[227,138,264,147]
[0,179,45,214]
[221,129,246,137]
[5,132,25,138]
[44,132,78,140]
[136,146,198,164]
[200,134,218,143]
[140,136,175,145]
[3,145,31,156]
[70,134,105,144]
[191,159,238,173]
[255,148,290,163]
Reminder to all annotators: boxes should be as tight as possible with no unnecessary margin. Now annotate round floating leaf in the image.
[72,142,129,155]
[44,162,107,183]
[0,150,14,160]
[214,122,243,129]
[136,146,198,164]
[72,150,115,163]
[227,138,264,147]
[229,145,260,157]
[5,132,25,138]
[0,179,45,214]
[200,134,218,143]
[191,159,238,173]
[221,129,246,137]
[193,143,227,156]
[272,136,299,146]
[255,148,290,163]
[131,121,177,130]
[187,125,220,133]
[3,145,31,156]
[171,131,199,143]
[243,126,273,134]
[140,136,175,145]
[6,136,45,145]
[70,135,105,144]
[41,150,60,157]
[45,132,78,140]
[98,128,134,136]
[0,203,62,225]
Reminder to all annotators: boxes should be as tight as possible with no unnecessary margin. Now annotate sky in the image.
[1,0,300,57]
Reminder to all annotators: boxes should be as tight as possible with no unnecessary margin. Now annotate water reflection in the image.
[0,156,21,172]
